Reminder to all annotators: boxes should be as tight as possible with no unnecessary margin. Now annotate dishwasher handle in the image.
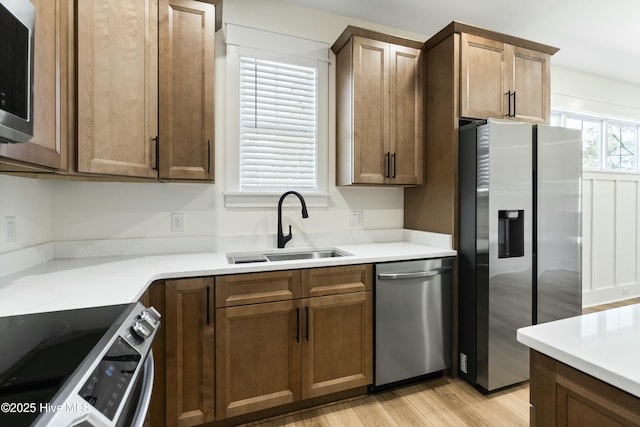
[377,266,452,280]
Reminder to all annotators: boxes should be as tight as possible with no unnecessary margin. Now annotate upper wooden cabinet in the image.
[332,26,424,186]
[75,0,218,180]
[76,0,159,178]
[0,0,68,171]
[404,21,558,241]
[159,0,215,180]
[460,33,552,124]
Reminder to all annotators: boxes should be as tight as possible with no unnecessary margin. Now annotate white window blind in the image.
[239,56,318,191]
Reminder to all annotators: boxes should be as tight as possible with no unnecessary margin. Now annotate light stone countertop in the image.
[517,304,640,398]
[0,241,456,317]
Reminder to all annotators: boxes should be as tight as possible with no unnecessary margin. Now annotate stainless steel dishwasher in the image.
[373,257,453,390]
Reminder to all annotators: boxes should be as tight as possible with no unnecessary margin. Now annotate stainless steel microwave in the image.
[0,0,35,143]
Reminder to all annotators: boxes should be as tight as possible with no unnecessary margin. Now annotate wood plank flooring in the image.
[242,298,639,427]
[242,377,529,427]
[582,297,640,314]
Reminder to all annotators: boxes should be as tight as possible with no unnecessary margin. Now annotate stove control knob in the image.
[132,319,152,339]
[131,306,161,340]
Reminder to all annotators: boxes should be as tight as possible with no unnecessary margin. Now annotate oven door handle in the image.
[130,350,155,427]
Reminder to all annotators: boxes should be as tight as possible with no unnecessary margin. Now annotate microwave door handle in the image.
[130,351,155,427]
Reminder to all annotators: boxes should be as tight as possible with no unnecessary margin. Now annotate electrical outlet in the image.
[171,213,184,233]
[350,210,364,227]
[460,353,468,374]
[4,216,16,243]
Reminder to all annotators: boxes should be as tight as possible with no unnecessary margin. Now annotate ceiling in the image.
[281,0,640,86]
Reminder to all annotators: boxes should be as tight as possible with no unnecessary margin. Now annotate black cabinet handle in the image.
[152,136,159,171]
[296,308,300,342]
[512,91,516,117]
[305,306,309,342]
[385,152,391,178]
[392,153,396,178]
[505,91,512,117]
[206,286,210,325]
[207,140,211,174]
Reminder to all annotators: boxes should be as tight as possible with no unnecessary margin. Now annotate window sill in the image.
[583,170,640,180]
[224,192,331,208]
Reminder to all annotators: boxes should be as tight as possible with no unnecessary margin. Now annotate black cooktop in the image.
[0,304,131,426]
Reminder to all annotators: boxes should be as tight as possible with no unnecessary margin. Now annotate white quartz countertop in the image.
[517,304,640,398]
[0,242,456,317]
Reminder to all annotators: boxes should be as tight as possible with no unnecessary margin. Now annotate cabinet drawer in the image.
[215,270,302,307]
[302,264,372,298]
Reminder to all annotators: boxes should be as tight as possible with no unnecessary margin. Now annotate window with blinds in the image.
[239,56,318,191]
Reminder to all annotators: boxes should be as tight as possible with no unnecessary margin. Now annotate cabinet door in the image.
[215,270,301,308]
[301,291,373,399]
[165,277,214,427]
[76,0,158,177]
[531,351,640,427]
[1,0,65,169]
[511,46,550,124]
[460,33,507,120]
[159,0,215,180]
[143,282,167,427]
[216,301,302,419]
[302,264,372,298]
[352,36,390,184]
[389,44,423,185]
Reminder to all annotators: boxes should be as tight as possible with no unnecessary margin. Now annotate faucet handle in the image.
[279,225,293,248]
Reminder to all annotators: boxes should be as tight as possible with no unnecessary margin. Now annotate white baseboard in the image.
[582,283,640,307]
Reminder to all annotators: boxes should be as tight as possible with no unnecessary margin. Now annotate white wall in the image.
[0,175,52,254]
[581,172,640,306]
[552,66,640,305]
[2,0,421,255]
[49,0,415,248]
[3,1,640,309]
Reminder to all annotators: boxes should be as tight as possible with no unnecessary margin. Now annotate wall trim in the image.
[583,283,640,308]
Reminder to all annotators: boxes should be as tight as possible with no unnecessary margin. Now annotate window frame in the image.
[224,24,330,208]
[551,110,640,174]
[238,53,319,192]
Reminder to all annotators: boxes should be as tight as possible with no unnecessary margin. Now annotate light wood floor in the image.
[243,298,640,427]
[243,377,529,427]
[582,297,640,314]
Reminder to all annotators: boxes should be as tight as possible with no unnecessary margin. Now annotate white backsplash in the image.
[0,229,453,279]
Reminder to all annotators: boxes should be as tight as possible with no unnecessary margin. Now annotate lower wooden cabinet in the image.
[530,350,640,427]
[302,291,372,400]
[145,265,373,425]
[215,300,301,419]
[145,277,215,427]
[215,265,373,421]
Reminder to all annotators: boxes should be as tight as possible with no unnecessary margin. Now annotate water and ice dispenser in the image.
[498,210,524,258]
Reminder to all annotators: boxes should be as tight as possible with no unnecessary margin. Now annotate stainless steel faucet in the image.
[277,191,309,248]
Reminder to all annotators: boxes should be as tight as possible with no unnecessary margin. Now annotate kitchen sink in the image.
[227,248,351,264]
[265,250,348,262]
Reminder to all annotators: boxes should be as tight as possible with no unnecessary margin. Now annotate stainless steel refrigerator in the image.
[458,118,582,392]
